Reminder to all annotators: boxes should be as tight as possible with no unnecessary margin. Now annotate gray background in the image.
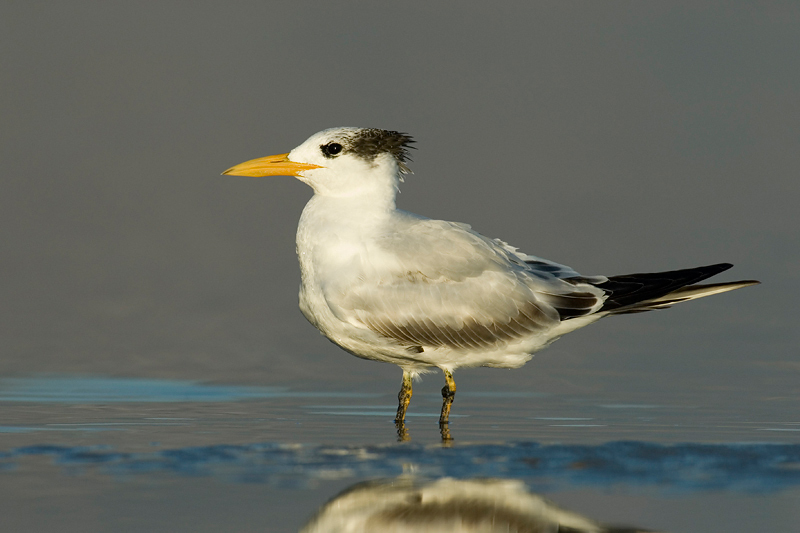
[2,3,799,532]
[2,1,797,403]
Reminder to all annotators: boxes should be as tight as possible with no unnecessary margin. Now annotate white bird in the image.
[223,127,758,428]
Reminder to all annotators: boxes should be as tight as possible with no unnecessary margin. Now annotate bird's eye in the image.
[321,143,343,157]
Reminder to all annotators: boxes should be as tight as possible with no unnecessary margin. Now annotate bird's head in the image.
[223,127,415,198]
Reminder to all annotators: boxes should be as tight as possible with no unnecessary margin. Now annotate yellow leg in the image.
[439,369,456,425]
[395,371,413,423]
[395,371,413,441]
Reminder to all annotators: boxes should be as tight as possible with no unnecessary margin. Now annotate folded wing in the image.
[328,219,604,351]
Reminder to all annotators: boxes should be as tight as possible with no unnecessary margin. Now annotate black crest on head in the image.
[347,129,415,173]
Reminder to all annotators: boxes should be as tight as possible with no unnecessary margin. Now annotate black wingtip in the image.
[596,263,744,313]
[697,262,733,276]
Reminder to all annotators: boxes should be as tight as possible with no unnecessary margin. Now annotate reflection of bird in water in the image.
[300,477,655,533]
[224,127,758,431]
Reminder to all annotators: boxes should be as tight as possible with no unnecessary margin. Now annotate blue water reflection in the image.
[0,376,376,403]
[3,440,798,494]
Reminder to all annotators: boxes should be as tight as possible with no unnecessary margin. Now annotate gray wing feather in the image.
[328,219,604,351]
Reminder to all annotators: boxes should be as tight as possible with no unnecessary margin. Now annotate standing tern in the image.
[223,127,758,430]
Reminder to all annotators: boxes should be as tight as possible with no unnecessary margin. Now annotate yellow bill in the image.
[222,153,322,177]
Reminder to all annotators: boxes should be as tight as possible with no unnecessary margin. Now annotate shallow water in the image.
[1,376,798,532]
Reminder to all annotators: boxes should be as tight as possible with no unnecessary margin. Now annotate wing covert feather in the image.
[325,219,604,351]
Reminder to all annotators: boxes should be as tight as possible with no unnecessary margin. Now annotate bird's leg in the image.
[396,422,410,442]
[439,369,456,426]
[395,371,413,441]
[439,423,453,445]
[395,371,413,423]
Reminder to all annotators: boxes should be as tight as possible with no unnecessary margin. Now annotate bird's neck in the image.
[299,190,397,231]
[296,191,397,276]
